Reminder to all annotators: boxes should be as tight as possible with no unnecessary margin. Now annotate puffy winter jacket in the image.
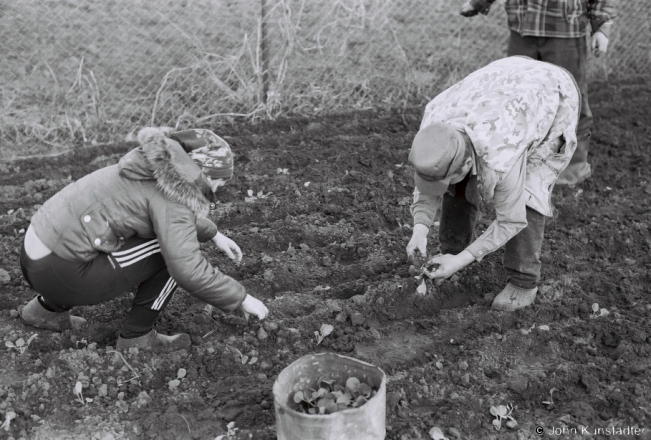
[30,127,246,312]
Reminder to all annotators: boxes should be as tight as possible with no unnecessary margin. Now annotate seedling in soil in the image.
[1,411,16,431]
[74,381,93,405]
[429,427,449,440]
[106,350,140,386]
[225,345,256,365]
[276,168,289,174]
[542,388,558,406]
[169,368,187,390]
[314,323,334,345]
[290,376,377,415]
[490,403,517,430]
[5,333,37,354]
[520,323,536,335]
[245,189,272,203]
[408,251,440,295]
[215,421,238,439]
[590,302,610,319]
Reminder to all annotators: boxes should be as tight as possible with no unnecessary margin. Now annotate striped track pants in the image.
[20,236,179,334]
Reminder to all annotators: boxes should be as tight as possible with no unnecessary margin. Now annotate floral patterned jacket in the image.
[412,56,580,260]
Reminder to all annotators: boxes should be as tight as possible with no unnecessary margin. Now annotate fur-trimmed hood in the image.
[119,127,212,217]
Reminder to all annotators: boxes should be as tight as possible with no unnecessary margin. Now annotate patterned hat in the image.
[169,129,234,179]
[409,122,466,197]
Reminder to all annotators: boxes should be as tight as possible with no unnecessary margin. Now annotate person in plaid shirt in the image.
[460,0,617,186]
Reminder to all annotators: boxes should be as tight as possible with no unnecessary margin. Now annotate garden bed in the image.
[0,78,649,440]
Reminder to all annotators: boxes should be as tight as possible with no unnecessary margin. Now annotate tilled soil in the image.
[0,78,649,440]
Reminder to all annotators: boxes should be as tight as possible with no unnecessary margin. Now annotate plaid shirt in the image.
[470,0,616,38]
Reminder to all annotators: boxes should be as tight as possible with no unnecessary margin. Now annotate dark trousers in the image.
[20,237,177,338]
[507,30,592,163]
[439,187,546,290]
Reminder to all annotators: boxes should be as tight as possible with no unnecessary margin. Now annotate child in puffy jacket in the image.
[19,127,268,352]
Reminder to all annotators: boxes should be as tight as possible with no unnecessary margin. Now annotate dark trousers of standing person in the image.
[20,236,177,338]
[507,31,592,183]
[438,176,546,289]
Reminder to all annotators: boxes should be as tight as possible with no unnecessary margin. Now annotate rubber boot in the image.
[491,284,538,311]
[18,296,87,331]
[116,329,191,353]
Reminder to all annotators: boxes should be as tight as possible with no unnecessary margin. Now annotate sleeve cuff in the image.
[465,242,487,262]
[196,216,219,242]
[413,212,435,229]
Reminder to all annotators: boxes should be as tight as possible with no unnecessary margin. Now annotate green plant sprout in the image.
[5,334,38,354]
[314,324,334,345]
[276,168,289,174]
[106,350,140,386]
[1,411,16,431]
[520,323,536,335]
[409,251,440,295]
[74,381,93,405]
[214,421,238,439]
[490,404,517,430]
[225,345,257,365]
[590,303,610,319]
[244,189,272,203]
[168,367,188,391]
[290,376,377,415]
[542,388,558,406]
[429,427,449,440]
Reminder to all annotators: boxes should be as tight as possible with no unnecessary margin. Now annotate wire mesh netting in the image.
[1,0,647,157]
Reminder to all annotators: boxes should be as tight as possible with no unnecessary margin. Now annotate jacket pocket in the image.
[79,207,122,253]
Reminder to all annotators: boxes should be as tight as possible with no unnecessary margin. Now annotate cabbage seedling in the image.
[490,404,517,430]
[74,381,93,405]
[106,350,140,386]
[542,388,558,406]
[314,324,334,345]
[169,368,187,391]
[5,333,37,354]
[225,345,257,365]
[1,411,16,431]
[215,421,238,439]
[290,376,377,414]
[244,189,272,203]
[409,251,440,295]
[590,302,610,319]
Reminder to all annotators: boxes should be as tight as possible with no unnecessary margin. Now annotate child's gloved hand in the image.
[212,232,243,263]
[242,294,269,321]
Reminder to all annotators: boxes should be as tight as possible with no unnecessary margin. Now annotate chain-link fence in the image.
[1,0,647,157]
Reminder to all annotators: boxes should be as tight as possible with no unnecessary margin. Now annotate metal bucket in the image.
[273,352,386,440]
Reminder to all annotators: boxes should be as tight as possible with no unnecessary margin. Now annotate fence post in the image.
[260,0,270,104]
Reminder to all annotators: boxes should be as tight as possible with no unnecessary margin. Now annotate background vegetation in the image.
[1,0,648,158]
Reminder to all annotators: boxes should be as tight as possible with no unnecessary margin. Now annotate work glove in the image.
[212,232,243,263]
[591,31,609,57]
[242,294,269,321]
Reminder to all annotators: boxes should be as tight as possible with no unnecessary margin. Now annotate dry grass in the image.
[0,0,649,159]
